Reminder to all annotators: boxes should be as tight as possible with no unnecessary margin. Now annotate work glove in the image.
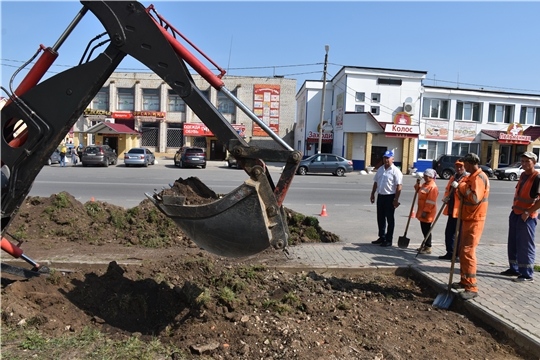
[421,212,427,218]
[442,196,450,203]
[451,181,459,189]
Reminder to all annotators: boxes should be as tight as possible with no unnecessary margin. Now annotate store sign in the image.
[393,112,412,125]
[384,124,419,138]
[306,131,333,143]
[183,123,245,137]
[133,111,166,118]
[112,112,134,119]
[84,109,111,116]
[498,123,531,144]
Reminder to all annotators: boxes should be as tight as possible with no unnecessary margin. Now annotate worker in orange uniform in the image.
[415,168,439,254]
[451,153,490,300]
[439,159,468,260]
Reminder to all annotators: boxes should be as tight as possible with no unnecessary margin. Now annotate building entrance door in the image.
[371,146,387,169]
[210,140,226,160]
[103,136,119,155]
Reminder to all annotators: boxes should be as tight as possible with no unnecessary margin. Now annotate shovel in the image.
[415,202,447,258]
[433,195,463,309]
[398,178,421,249]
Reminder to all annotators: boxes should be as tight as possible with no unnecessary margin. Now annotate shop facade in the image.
[296,66,540,172]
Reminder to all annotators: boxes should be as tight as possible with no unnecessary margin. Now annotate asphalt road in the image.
[26,160,528,247]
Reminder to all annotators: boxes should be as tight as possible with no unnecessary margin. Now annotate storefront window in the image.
[92,88,109,110]
[451,142,479,156]
[168,90,186,112]
[142,89,160,111]
[117,88,134,111]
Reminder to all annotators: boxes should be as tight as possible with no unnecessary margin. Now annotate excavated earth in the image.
[1,177,536,359]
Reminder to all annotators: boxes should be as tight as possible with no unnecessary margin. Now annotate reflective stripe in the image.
[463,273,476,279]
[463,198,488,206]
[426,200,436,205]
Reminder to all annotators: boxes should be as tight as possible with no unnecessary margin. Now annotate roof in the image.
[85,122,139,134]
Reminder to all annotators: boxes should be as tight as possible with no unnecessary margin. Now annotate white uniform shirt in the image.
[374,164,403,195]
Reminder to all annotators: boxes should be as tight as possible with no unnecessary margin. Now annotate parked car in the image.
[174,147,206,168]
[124,148,155,167]
[494,162,540,181]
[81,145,117,167]
[297,154,353,176]
[433,154,493,179]
[47,149,61,165]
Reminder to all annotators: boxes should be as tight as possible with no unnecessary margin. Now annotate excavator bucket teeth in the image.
[146,179,288,258]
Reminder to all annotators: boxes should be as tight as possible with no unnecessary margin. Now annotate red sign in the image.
[253,84,280,137]
[133,111,166,118]
[393,111,412,125]
[306,131,333,143]
[498,123,531,144]
[112,112,134,119]
[183,123,245,137]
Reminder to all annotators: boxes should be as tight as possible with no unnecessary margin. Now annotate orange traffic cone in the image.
[91,197,95,202]
[320,204,328,217]
[411,210,416,218]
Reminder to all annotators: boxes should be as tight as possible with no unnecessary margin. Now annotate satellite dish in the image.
[419,86,425,94]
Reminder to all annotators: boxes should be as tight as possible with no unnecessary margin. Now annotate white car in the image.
[494,162,540,181]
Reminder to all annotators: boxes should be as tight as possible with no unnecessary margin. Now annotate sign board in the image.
[112,112,134,119]
[498,122,531,144]
[306,131,333,143]
[252,84,280,137]
[384,124,419,138]
[393,112,412,125]
[183,123,245,137]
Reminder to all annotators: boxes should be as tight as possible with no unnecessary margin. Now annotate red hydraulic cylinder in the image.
[14,45,58,97]
[1,237,23,258]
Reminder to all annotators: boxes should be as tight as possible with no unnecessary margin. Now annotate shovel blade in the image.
[398,235,410,249]
[433,291,455,309]
[147,179,288,258]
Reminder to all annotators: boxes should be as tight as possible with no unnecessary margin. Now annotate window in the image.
[370,106,380,115]
[422,98,449,119]
[355,92,365,102]
[117,88,134,111]
[142,89,160,111]
[520,106,540,125]
[92,88,109,110]
[452,142,480,156]
[426,141,446,160]
[371,93,381,103]
[488,104,513,123]
[217,91,235,114]
[456,101,481,122]
[355,105,365,112]
[377,78,402,86]
[201,89,210,100]
[168,90,186,112]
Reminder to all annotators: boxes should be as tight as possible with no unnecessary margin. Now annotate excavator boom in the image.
[1,1,300,261]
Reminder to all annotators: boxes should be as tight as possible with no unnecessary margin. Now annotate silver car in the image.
[297,154,354,176]
[124,148,155,167]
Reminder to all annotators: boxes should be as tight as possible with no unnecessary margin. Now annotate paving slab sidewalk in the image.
[276,242,540,357]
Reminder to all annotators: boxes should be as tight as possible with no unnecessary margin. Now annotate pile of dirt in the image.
[1,177,534,359]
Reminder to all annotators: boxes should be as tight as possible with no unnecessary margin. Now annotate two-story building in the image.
[74,72,296,158]
[296,65,540,172]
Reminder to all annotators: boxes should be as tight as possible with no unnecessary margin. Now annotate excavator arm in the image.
[1,1,300,262]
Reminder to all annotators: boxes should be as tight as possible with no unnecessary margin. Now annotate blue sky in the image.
[1,1,540,96]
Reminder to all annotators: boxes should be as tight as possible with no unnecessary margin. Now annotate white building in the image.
[296,66,540,172]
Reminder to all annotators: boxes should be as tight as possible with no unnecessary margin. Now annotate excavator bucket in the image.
[146,175,289,258]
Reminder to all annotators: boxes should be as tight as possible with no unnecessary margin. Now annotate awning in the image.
[85,122,139,135]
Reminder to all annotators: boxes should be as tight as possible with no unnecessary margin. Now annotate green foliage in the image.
[185,257,214,273]
[13,224,27,240]
[304,216,319,227]
[238,264,266,279]
[85,202,102,216]
[147,208,159,223]
[282,292,300,306]
[196,288,212,306]
[219,286,236,303]
[110,209,127,230]
[53,192,69,209]
[294,213,305,223]
[45,269,61,285]
[304,226,320,240]
[534,265,540,272]
[20,329,47,350]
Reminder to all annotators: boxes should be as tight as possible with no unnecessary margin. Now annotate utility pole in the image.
[317,45,329,154]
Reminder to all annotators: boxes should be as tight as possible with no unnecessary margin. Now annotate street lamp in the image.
[317,45,329,154]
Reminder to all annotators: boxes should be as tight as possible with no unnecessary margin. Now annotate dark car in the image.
[433,154,493,179]
[226,154,240,169]
[47,149,61,165]
[81,145,117,167]
[297,154,353,177]
[174,147,206,168]
[124,148,155,167]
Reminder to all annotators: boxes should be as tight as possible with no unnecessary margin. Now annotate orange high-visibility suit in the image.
[456,169,490,292]
[415,181,439,223]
